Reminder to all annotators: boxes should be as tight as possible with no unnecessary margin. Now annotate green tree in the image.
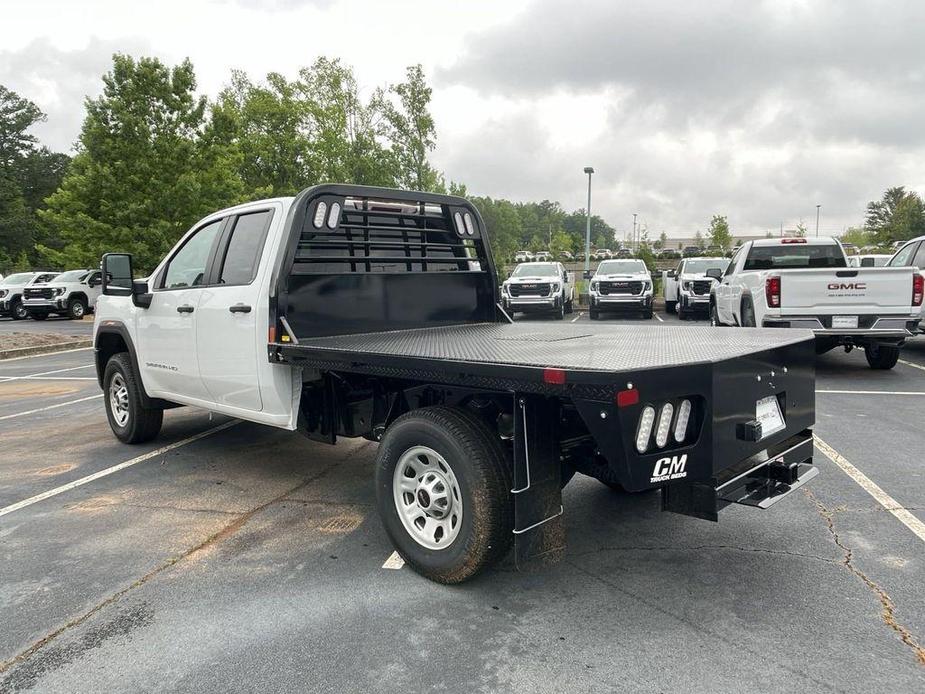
[375,65,444,192]
[40,55,243,271]
[841,226,872,248]
[694,230,705,250]
[865,186,925,244]
[655,231,667,250]
[549,230,573,256]
[706,214,732,250]
[794,221,807,238]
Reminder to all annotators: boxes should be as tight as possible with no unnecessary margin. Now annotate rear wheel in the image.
[375,406,513,584]
[740,297,756,327]
[10,299,27,320]
[710,303,721,327]
[104,353,163,444]
[864,343,900,370]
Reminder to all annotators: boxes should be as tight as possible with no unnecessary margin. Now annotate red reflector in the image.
[914,273,924,307]
[616,389,639,407]
[781,238,807,244]
[269,325,277,343]
[543,368,566,385]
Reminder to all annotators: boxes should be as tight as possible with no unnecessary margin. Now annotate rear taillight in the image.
[913,274,924,307]
[765,276,781,308]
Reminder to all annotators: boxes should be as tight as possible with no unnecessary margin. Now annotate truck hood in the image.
[679,273,719,282]
[505,277,558,284]
[592,273,650,281]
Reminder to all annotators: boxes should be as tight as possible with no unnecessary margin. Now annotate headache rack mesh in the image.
[293,196,480,274]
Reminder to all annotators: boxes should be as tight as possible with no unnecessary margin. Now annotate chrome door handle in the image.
[177,305,195,313]
[229,304,252,314]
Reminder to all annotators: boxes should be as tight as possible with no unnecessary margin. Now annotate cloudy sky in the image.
[3,0,923,239]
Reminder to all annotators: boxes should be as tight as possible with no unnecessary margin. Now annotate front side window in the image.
[218,210,273,285]
[162,220,223,289]
[889,242,918,267]
[53,270,89,283]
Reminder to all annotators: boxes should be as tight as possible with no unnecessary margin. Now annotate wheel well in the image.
[95,332,129,387]
[69,292,89,305]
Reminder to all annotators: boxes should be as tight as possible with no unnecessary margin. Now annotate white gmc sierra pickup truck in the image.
[22,268,102,320]
[711,237,922,369]
[663,257,729,319]
[588,259,654,319]
[500,261,574,319]
[93,185,820,584]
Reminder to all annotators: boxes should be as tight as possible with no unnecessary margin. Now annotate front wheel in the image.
[67,298,86,320]
[375,406,513,584]
[565,298,574,314]
[589,308,600,320]
[865,343,900,370]
[10,299,27,320]
[665,300,677,314]
[104,353,163,443]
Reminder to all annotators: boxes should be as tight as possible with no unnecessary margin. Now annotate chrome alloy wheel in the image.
[392,446,463,550]
[109,372,130,427]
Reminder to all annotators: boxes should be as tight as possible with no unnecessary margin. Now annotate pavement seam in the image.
[0,455,348,678]
[804,488,925,667]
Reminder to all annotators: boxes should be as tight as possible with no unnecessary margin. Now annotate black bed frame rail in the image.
[274,185,502,340]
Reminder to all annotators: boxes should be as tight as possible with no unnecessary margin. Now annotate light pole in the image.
[583,167,594,277]
[632,213,638,252]
[815,204,821,237]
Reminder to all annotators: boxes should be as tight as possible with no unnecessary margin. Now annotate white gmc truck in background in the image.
[711,237,922,369]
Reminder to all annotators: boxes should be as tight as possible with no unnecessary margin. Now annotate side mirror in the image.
[101,253,151,308]
[705,268,723,280]
[667,269,677,278]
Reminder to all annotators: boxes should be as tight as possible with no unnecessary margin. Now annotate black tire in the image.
[28,312,48,321]
[554,301,565,320]
[643,309,653,320]
[740,297,756,327]
[565,298,574,314]
[589,309,600,320]
[665,300,677,314]
[710,302,721,327]
[864,343,900,370]
[103,353,163,444]
[375,406,513,584]
[67,298,86,320]
[10,298,27,321]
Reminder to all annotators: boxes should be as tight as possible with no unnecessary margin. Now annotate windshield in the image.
[52,270,89,283]
[30,273,59,284]
[743,243,847,270]
[0,273,35,286]
[597,260,646,274]
[683,259,728,274]
[511,263,559,278]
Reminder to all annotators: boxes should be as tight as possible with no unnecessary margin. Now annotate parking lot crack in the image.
[804,488,925,666]
[0,458,344,681]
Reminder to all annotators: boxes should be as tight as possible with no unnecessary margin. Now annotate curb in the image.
[0,340,92,361]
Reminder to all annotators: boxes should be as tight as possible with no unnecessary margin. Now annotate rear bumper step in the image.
[661,431,816,521]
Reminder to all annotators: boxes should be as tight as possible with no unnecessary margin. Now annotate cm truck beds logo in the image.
[650,454,688,483]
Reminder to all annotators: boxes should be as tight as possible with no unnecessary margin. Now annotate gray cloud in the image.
[434,0,925,234]
[0,36,150,153]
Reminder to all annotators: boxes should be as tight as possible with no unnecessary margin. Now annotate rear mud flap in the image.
[512,395,565,569]
[662,431,817,521]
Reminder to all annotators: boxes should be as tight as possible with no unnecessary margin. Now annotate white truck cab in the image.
[0,271,54,320]
[886,235,925,333]
[588,259,653,320]
[663,257,728,319]
[711,236,922,368]
[501,261,574,319]
[23,268,102,320]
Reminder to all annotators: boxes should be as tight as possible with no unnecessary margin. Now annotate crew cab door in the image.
[84,271,103,307]
[716,245,745,323]
[137,218,225,400]
[196,207,276,412]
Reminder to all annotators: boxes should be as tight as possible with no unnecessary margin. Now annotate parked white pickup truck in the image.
[663,257,729,319]
[22,268,102,320]
[500,261,574,319]
[711,237,922,369]
[0,271,57,320]
[588,259,653,319]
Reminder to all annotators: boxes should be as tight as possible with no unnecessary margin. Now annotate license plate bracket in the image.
[832,315,859,329]
[756,395,785,440]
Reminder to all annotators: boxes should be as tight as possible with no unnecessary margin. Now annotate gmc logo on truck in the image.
[828,282,866,291]
[650,454,688,483]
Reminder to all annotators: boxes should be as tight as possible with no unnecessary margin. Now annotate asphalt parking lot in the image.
[1,312,924,692]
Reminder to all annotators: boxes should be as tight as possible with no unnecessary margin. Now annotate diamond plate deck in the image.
[285,322,813,373]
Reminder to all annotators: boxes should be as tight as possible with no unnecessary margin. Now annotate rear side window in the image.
[218,210,273,285]
[889,242,918,267]
[743,243,846,270]
[913,244,925,269]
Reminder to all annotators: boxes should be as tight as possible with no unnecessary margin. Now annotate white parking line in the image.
[653,313,665,323]
[570,313,582,323]
[814,435,925,544]
[382,551,405,569]
[0,394,103,421]
[0,420,239,518]
[8,376,97,381]
[817,389,925,396]
[0,346,92,363]
[899,359,925,373]
[0,364,94,382]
